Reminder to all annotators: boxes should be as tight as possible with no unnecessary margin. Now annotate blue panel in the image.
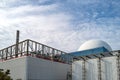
[69,47,109,56]
[60,47,110,63]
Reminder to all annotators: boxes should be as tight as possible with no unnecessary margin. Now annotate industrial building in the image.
[0,39,71,80]
[71,40,120,80]
[0,31,120,80]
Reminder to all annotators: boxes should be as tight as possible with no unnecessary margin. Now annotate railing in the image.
[1,39,118,64]
[0,39,71,64]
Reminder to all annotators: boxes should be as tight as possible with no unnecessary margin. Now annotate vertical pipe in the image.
[15,30,19,57]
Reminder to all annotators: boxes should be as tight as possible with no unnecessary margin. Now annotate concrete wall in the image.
[0,56,70,80]
[72,56,118,80]
[27,56,70,80]
[0,57,27,80]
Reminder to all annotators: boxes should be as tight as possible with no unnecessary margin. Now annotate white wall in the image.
[0,57,27,80]
[101,57,117,80]
[27,56,70,80]
[0,56,71,80]
[86,59,98,80]
[72,60,83,80]
[72,56,118,80]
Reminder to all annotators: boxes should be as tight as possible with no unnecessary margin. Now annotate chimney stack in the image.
[15,30,20,57]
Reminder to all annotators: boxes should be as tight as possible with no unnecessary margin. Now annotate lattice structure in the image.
[72,50,120,80]
[0,39,69,63]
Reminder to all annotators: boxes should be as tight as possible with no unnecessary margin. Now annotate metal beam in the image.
[117,55,120,80]
[85,56,91,59]
[108,52,113,56]
[100,53,105,57]
[98,58,102,80]
[26,39,29,56]
[79,56,86,61]
[82,60,86,80]
[93,54,100,58]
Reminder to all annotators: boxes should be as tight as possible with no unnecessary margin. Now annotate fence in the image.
[0,39,70,63]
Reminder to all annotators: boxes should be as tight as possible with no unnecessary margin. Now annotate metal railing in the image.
[0,39,71,64]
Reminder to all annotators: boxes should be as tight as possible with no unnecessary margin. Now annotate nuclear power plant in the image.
[0,31,120,80]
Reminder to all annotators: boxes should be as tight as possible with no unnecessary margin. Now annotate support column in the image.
[82,60,86,80]
[98,58,102,80]
[26,40,29,56]
[117,55,120,80]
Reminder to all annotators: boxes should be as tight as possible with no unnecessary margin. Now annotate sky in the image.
[0,0,120,52]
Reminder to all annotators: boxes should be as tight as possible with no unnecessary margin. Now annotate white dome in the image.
[78,40,112,51]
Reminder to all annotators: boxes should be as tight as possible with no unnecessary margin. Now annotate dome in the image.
[78,40,112,51]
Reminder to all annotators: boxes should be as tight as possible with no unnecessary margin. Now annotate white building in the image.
[0,56,70,80]
[71,40,120,80]
[0,39,71,80]
[0,39,120,80]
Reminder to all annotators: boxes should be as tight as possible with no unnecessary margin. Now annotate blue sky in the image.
[0,0,120,52]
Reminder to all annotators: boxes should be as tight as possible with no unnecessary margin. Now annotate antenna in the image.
[15,30,20,57]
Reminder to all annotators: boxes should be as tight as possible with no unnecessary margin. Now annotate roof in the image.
[69,47,109,56]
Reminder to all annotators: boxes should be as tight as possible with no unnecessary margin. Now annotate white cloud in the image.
[0,0,120,52]
[71,21,120,51]
[67,0,100,5]
[0,0,55,8]
[0,4,74,52]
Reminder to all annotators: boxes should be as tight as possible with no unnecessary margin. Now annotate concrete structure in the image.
[0,39,71,80]
[0,39,119,80]
[0,56,27,80]
[0,56,70,80]
[71,40,120,80]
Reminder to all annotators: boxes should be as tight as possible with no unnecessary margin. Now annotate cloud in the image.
[66,0,100,5]
[0,3,74,52]
[0,0,59,8]
[71,20,120,51]
[0,0,120,52]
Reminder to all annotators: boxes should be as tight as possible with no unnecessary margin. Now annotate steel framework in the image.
[72,50,120,80]
[0,39,69,63]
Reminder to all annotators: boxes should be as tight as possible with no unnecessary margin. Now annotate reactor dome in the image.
[78,40,112,51]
